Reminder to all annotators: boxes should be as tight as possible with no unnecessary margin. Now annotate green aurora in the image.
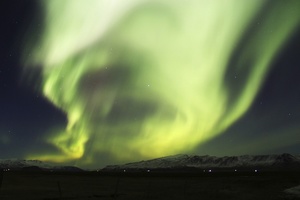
[23,0,300,166]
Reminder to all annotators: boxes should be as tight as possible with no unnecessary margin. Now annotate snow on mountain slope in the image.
[284,185,300,198]
[0,159,51,169]
[103,153,300,170]
[0,159,83,171]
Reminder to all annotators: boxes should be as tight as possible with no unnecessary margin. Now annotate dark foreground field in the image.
[0,171,300,200]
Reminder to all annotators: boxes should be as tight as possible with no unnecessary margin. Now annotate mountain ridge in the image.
[0,159,83,172]
[102,153,300,172]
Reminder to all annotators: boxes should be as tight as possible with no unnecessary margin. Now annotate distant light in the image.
[254,169,258,172]
[234,169,237,172]
[208,169,212,173]
[123,169,126,172]
[147,169,150,172]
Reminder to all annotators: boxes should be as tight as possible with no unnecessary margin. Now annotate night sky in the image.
[1,0,300,168]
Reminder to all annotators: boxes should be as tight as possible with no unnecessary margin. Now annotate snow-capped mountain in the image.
[0,159,83,172]
[103,153,300,171]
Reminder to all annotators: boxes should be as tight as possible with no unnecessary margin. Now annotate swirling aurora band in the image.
[23,0,300,166]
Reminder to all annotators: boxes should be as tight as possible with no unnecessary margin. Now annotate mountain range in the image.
[0,159,82,172]
[2,153,300,172]
[102,153,300,172]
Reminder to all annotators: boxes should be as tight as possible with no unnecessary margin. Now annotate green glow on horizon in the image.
[23,0,300,166]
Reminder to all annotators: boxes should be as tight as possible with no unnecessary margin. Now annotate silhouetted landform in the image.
[51,166,84,172]
[1,155,300,199]
[21,166,43,172]
[0,159,83,172]
[1,170,300,199]
[102,153,300,172]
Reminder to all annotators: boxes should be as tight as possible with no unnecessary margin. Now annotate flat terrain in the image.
[0,171,300,200]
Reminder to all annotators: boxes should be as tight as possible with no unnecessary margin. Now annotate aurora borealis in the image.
[1,0,300,168]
